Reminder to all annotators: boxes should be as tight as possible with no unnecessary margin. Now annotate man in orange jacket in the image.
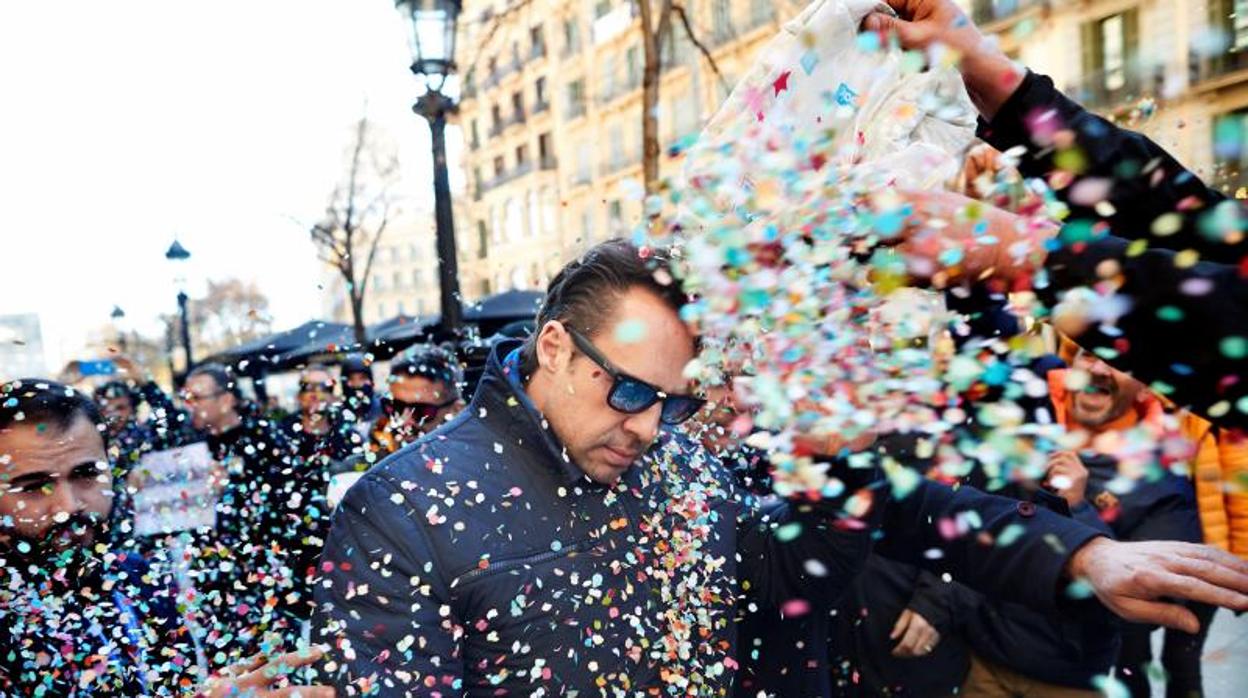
[1049,347,1242,696]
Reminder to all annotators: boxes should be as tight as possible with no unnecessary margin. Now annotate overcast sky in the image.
[0,0,461,370]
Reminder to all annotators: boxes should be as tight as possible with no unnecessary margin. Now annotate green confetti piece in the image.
[614,319,647,344]
[1220,336,1248,359]
[995,523,1025,547]
[776,522,803,542]
[1156,305,1184,321]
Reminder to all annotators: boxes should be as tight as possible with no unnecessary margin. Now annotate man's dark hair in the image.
[1,379,106,446]
[186,363,244,402]
[93,380,137,407]
[390,344,464,398]
[519,238,688,376]
[340,353,372,381]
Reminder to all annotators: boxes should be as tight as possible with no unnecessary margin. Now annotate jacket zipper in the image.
[454,539,592,587]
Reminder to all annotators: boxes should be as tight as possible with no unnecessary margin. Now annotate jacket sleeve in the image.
[312,473,464,696]
[736,467,877,610]
[1219,431,1248,559]
[904,569,959,636]
[978,70,1245,266]
[873,479,1104,613]
[1043,234,1248,430]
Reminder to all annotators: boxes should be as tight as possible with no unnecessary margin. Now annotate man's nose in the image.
[622,403,663,446]
[49,480,86,517]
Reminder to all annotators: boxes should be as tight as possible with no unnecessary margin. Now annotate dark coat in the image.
[313,341,876,696]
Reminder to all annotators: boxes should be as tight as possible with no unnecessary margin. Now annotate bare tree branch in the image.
[671,3,731,93]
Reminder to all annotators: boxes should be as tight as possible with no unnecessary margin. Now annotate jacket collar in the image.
[470,339,589,486]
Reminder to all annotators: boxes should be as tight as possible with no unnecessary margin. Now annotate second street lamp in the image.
[398,0,464,336]
[164,238,194,377]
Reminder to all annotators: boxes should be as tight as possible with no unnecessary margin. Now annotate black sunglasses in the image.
[568,329,705,425]
[382,395,456,421]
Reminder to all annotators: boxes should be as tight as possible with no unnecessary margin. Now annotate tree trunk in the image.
[349,289,367,345]
[638,0,673,199]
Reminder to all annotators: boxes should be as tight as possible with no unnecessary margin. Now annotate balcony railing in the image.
[481,161,536,194]
[533,99,550,114]
[1067,63,1163,111]
[569,169,592,187]
[539,155,558,170]
[970,0,1044,26]
[504,110,527,129]
[565,100,587,120]
[596,75,642,105]
[1197,47,1248,84]
[488,121,505,138]
[530,41,547,60]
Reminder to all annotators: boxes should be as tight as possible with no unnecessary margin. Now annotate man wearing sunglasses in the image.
[370,344,465,457]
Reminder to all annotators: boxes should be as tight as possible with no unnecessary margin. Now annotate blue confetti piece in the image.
[800,50,819,75]
[834,82,857,107]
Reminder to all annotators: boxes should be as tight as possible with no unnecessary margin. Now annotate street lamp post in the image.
[398,0,464,336]
[164,239,194,376]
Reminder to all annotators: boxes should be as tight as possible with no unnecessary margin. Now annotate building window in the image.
[491,103,503,132]
[530,25,546,58]
[565,78,587,119]
[1079,9,1138,104]
[516,144,529,167]
[412,269,423,287]
[510,266,528,289]
[594,1,612,19]
[538,132,553,168]
[392,271,403,289]
[1236,0,1248,51]
[470,120,480,148]
[625,44,640,88]
[373,274,384,292]
[576,140,592,183]
[505,198,523,242]
[1214,108,1248,189]
[377,301,386,318]
[535,76,548,107]
[580,208,594,243]
[712,0,733,41]
[397,301,406,316]
[477,221,489,259]
[562,17,582,55]
[527,189,541,238]
[493,155,505,178]
[511,91,525,121]
[609,123,624,169]
[417,299,426,315]
[480,278,492,296]
[608,199,623,234]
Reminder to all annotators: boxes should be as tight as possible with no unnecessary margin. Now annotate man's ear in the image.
[536,320,572,375]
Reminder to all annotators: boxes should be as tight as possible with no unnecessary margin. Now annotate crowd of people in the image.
[3,0,1248,695]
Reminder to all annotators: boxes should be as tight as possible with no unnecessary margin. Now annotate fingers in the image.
[236,647,327,689]
[1177,543,1248,580]
[889,608,913,640]
[262,687,336,698]
[1130,567,1248,618]
[1111,595,1201,634]
[1155,560,1248,610]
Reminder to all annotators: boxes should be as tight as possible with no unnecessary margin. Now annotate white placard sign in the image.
[130,441,221,536]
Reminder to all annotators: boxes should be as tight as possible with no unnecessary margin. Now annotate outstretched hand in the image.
[1067,538,1248,633]
[196,646,335,698]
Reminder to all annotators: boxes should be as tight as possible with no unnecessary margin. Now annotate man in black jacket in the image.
[184,364,327,657]
[864,0,1248,432]
[313,240,1248,696]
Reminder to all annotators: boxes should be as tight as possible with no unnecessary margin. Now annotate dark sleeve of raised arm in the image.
[873,480,1103,613]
